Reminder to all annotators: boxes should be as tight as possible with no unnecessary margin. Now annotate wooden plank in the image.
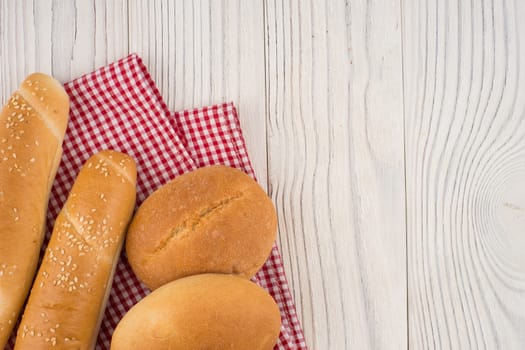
[0,0,44,101]
[0,0,129,103]
[265,0,406,348]
[128,0,268,186]
[403,0,525,348]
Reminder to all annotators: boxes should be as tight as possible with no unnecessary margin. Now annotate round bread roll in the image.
[110,274,281,350]
[126,165,277,289]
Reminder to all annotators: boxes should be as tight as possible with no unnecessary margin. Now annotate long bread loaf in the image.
[14,150,136,350]
[0,73,69,347]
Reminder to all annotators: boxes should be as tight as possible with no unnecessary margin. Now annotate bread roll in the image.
[14,150,137,350]
[0,73,69,347]
[126,165,277,290]
[111,273,281,350]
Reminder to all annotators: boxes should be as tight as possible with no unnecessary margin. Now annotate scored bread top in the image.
[126,165,277,290]
[14,150,137,349]
[17,73,70,140]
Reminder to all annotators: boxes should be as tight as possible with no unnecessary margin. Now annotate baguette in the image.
[0,73,69,347]
[14,150,137,350]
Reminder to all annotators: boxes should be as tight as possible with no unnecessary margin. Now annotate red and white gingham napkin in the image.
[6,54,307,349]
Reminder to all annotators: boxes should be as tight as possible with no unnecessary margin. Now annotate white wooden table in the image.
[1,1,525,349]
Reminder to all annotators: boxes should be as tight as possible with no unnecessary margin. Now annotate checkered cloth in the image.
[6,54,307,349]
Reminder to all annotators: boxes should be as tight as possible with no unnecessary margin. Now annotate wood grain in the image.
[0,0,129,101]
[265,0,406,348]
[403,0,525,348]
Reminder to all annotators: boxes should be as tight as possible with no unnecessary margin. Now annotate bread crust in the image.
[0,73,69,347]
[14,150,137,350]
[110,274,281,350]
[126,165,277,290]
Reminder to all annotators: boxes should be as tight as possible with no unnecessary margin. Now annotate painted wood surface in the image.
[264,1,405,349]
[1,0,524,349]
[403,0,525,348]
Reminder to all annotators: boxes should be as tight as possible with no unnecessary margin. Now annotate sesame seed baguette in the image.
[14,150,137,350]
[0,73,69,348]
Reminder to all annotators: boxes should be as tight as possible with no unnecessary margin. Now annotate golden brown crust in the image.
[17,73,70,139]
[14,150,137,350]
[110,274,281,350]
[126,165,277,290]
[0,74,69,347]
